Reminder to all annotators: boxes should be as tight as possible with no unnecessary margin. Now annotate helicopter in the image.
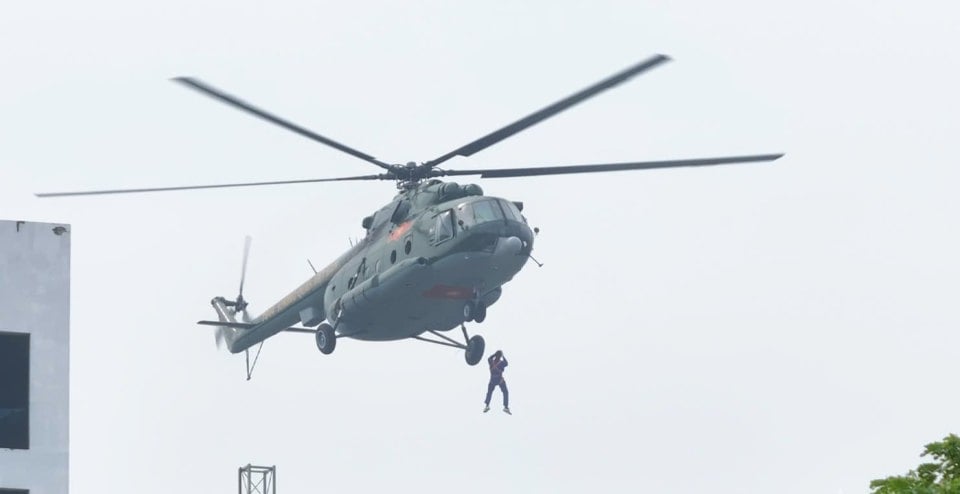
[37,54,782,378]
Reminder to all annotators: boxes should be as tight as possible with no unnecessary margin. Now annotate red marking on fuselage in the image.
[389,221,413,241]
[422,284,474,300]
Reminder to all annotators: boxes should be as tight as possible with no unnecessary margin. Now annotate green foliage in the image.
[870,434,960,494]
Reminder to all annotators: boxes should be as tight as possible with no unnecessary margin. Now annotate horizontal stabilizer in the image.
[197,320,317,334]
[198,320,254,329]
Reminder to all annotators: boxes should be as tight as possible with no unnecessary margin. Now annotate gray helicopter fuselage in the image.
[226,180,534,352]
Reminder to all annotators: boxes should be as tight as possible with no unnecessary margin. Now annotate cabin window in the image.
[0,332,29,450]
[434,210,455,244]
[404,239,412,255]
[390,250,397,264]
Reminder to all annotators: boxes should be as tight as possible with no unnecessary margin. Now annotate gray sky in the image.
[2,1,958,492]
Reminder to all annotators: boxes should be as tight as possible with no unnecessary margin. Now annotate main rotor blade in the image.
[173,77,395,172]
[438,154,783,179]
[35,174,388,197]
[425,55,671,168]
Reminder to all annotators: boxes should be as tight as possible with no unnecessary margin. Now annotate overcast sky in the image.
[2,1,959,492]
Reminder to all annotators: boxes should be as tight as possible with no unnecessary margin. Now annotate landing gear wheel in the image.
[465,335,485,366]
[463,301,476,322]
[473,302,487,323]
[315,323,336,355]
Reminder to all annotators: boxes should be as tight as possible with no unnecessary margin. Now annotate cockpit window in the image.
[458,199,504,227]
[434,210,455,244]
[498,200,524,222]
[473,200,503,223]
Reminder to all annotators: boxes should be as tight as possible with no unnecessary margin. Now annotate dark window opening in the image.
[390,200,410,224]
[0,332,29,450]
[404,239,412,255]
[390,250,397,264]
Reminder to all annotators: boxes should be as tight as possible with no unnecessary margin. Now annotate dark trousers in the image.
[485,378,509,407]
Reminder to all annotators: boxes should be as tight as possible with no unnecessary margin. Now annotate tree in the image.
[871,434,960,493]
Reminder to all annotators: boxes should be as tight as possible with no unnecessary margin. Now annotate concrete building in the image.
[1,220,70,493]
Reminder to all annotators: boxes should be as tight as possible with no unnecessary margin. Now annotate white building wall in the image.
[0,220,70,493]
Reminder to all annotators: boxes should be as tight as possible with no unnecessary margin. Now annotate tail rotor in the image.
[218,235,252,349]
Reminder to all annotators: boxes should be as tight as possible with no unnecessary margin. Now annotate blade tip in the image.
[171,76,201,88]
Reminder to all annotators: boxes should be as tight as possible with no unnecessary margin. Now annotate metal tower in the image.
[238,464,276,494]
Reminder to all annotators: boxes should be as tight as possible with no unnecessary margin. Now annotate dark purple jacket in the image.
[488,356,508,382]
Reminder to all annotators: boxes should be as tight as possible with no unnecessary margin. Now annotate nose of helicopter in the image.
[495,235,524,256]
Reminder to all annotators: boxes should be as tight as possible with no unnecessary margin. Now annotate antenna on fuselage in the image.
[307,259,318,274]
[528,254,544,268]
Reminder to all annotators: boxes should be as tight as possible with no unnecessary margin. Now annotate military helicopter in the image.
[37,54,782,377]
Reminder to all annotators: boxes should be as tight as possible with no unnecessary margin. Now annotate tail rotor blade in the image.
[215,327,225,350]
[239,235,251,299]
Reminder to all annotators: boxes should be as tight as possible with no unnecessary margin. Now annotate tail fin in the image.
[211,296,250,352]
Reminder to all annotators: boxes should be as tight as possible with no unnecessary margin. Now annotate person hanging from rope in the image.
[483,350,510,414]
